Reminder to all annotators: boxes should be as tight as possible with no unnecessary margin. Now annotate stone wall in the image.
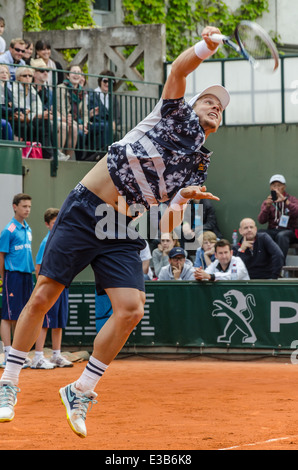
[24,24,166,95]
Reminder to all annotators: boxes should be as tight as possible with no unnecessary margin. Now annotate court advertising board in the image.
[62,281,298,355]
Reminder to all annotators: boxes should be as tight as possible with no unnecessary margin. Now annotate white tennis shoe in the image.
[0,380,20,422]
[59,383,97,438]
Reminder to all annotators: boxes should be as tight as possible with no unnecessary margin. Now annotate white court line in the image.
[219,435,298,450]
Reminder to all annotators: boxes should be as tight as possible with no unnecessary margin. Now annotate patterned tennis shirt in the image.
[107,97,212,211]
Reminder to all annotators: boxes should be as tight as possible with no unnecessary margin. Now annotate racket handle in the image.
[210,33,225,44]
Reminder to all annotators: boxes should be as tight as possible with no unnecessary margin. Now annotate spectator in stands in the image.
[194,239,250,281]
[0,17,6,54]
[258,174,298,260]
[12,66,53,159]
[194,230,217,269]
[35,40,64,85]
[158,247,195,280]
[32,58,69,161]
[234,217,284,279]
[1,38,26,80]
[23,40,34,65]
[88,70,118,153]
[0,64,13,140]
[180,198,222,260]
[57,64,88,160]
[152,232,176,277]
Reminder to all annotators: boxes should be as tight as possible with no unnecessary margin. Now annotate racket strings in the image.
[239,30,272,60]
[236,24,278,71]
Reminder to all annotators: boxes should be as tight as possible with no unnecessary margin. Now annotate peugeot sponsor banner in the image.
[63,281,298,351]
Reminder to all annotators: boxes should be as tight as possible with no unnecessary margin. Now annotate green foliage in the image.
[23,0,272,64]
[23,0,96,32]
[23,0,43,32]
[122,0,271,61]
[39,0,96,30]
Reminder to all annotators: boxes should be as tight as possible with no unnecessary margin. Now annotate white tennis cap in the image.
[188,84,230,110]
[270,174,286,184]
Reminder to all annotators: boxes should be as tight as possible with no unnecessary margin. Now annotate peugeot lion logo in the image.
[212,289,257,344]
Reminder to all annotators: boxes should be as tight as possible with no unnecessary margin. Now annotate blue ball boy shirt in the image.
[107,97,212,211]
[36,231,49,265]
[0,217,34,273]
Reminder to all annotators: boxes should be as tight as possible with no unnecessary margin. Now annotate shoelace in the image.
[0,384,20,408]
[73,394,98,421]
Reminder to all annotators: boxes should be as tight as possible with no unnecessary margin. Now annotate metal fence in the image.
[2,54,298,176]
[166,54,298,126]
[0,64,162,175]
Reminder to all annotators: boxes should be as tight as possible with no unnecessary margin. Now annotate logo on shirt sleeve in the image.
[8,223,16,233]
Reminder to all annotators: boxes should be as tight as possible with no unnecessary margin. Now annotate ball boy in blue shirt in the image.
[0,193,34,365]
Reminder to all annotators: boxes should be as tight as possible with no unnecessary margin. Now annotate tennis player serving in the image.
[0,25,230,437]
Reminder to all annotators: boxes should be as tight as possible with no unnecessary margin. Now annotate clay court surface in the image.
[1,357,298,450]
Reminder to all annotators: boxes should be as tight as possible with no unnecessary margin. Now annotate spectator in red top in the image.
[258,174,298,259]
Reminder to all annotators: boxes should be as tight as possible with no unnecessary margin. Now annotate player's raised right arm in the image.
[162,25,220,101]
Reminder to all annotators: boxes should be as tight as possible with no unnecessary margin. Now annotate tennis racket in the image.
[210,21,279,73]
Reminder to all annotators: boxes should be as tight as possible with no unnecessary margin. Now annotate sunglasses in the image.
[20,74,33,78]
[102,78,116,84]
[13,47,25,53]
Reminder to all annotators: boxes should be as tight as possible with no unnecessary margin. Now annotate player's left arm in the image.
[159,185,220,233]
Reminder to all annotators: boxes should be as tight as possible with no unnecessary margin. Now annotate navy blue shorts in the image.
[40,183,146,293]
[43,288,69,329]
[2,271,33,321]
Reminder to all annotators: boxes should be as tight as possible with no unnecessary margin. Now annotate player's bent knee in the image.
[116,303,144,329]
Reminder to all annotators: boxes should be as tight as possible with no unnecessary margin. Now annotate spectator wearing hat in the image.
[158,247,195,280]
[258,174,298,260]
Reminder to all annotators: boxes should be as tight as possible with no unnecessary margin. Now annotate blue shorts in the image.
[43,288,69,329]
[2,271,33,321]
[39,183,146,293]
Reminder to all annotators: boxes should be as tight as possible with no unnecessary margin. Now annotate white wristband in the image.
[169,189,190,211]
[194,40,218,60]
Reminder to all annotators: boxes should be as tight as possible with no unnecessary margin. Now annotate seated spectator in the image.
[23,40,34,65]
[234,217,284,279]
[88,70,119,152]
[194,231,217,268]
[0,16,6,54]
[151,232,176,277]
[1,38,26,80]
[193,199,223,238]
[142,240,153,280]
[194,239,250,281]
[35,40,64,85]
[32,58,69,160]
[258,174,298,260]
[57,64,88,160]
[180,198,222,259]
[12,67,53,159]
[0,64,13,140]
[158,247,195,280]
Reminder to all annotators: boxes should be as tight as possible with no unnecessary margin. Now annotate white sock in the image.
[1,348,28,385]
[4,346,11,363]
[34,351,44,360]
[75,356,108,393]
[52,350,61,357]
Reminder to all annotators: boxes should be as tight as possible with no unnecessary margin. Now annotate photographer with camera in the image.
[257,174,298,260]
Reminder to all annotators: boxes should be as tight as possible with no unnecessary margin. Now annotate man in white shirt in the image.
[194,239,250,281]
